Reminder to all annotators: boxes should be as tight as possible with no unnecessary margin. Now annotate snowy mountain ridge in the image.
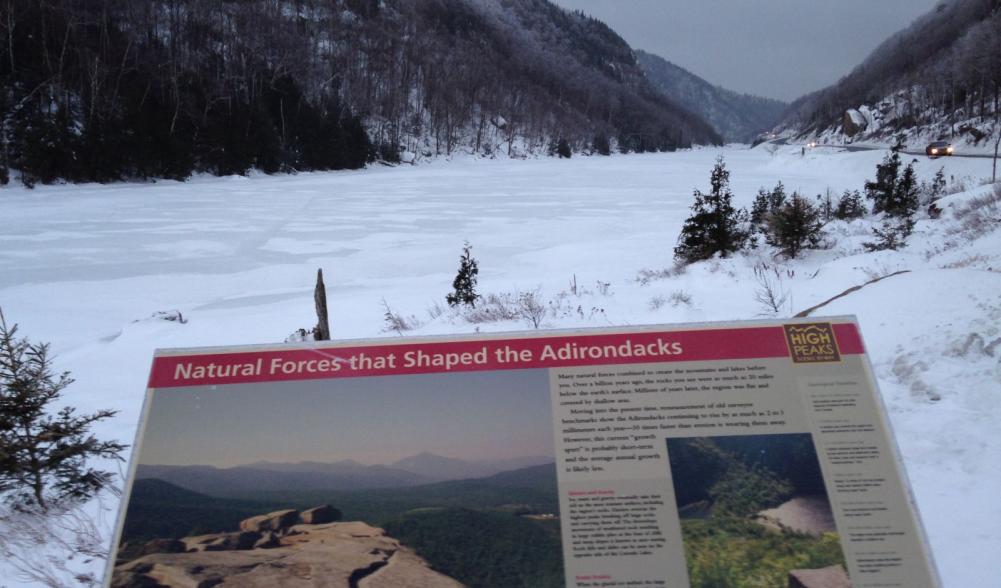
[0,0,721,187]
[778,0,1001,153]
[636,50,787,143]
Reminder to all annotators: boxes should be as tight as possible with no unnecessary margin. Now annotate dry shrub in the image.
[669,290,693,306]
[462,290,547,328]
[382,299,423,335]
[636,261,686,285]
[462,293,520,324]
[939,253,994,269]
[950,184,1001,238]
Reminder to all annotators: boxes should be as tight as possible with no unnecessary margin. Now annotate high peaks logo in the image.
[783,323,841,363]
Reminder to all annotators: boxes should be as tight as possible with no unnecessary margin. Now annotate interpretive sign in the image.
[107,317,940,588]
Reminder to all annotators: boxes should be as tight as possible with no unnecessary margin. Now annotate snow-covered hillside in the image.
[1,147,999,586]
[785,92,1000,157]
[776,0,1000,157]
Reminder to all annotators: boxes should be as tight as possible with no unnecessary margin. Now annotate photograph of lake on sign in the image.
[112,370,564,587]
[666,433,850,588]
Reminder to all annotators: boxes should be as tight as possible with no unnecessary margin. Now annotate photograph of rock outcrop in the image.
[112,371,563,587]
[665,433,850,588]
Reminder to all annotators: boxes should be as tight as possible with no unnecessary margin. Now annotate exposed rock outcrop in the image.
[756,495,838,536]
[182,531,261,552]
[300,505,339,525]
[252,532,281,550]
[137,539,187,557]
[112,520,464,588]
[842,109,868,138]
[238,509,300,534]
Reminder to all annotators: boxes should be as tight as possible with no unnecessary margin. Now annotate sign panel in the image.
[107,318,940,588]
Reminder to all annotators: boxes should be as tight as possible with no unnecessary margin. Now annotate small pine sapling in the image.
[750,187,771,229]
[766,192,824,259]
[862,154,919,250]
[864,216,916,252]
[750,182,788,233]
[446,241,480,308]
[835,190,867,220]
[592,134,611,156]
[674,156,749,264]
[865,151,902,214]
[556,138,572,159]
[889,161,920,218]
[817,189,835,222]
[0,310,125,510]
[920,167,947,205]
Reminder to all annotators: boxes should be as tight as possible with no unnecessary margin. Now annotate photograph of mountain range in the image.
[112,370,563,587]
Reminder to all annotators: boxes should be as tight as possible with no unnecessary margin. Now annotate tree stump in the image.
[314,269,330,341]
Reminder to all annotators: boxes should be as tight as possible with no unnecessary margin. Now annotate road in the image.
[762,138,997,160]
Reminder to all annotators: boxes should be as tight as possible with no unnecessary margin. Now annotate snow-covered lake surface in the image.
[2,146,999,586]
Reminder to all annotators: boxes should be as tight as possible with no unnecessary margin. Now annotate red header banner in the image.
[148,323,864,389]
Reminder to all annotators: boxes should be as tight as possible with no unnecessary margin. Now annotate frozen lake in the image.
[2,146,999,586]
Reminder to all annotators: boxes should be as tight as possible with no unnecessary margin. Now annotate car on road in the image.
[926,141,954,157]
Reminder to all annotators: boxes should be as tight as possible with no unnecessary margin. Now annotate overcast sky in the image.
[552,0,942,102]
[139,370,554,467]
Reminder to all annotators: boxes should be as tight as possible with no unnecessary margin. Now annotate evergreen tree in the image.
[446,241,480,308]
[889,161,921,218]
[766,193,824,259]
[834,190,867,220]
[592,134,611,156]
[674,156,749,264]
[864,151,902,214]
[863,155,919,250]
[817,190,835,222]
[864,216,916,252]
[750,188,771,230]
[922,167,947,205]
[750,182,787,230]
[0,310,125,510]
[556,138,572,159]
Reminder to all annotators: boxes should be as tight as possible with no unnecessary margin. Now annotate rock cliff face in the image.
[755,495,838,536]
[112,509,464,588]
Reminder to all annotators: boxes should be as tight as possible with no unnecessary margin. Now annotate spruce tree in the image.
[834,190,867,220]
[889,161,921,218]
[863,159,920,250]
[864,216,916,252]
[817,190,835,222]
[865,151,902,214]
[0,310,125,510]
[446,241,480,308]
[556,138,572,159]
[674,156,748,264]
[750,182,787,231]
[766,192,824,259]
[751,188,771,230]
[923,167,947,204]
[592,134,611,156]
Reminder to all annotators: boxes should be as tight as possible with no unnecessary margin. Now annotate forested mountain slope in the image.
[636,50,787,143]
[779,0,1001,148]
[0,0,720,186]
